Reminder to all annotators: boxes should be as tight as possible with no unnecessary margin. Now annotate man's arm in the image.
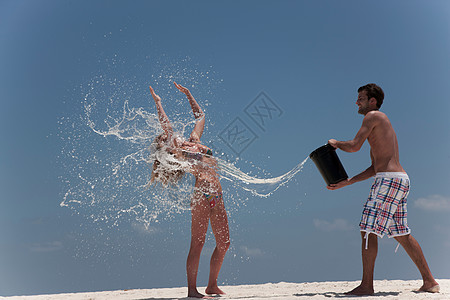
[328,112,378,153]
[327,164,375,190]
[327,149,376,190]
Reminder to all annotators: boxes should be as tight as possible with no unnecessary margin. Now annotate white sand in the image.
[2,279,448,300]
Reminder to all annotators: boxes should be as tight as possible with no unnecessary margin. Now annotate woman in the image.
[149,82,230,298]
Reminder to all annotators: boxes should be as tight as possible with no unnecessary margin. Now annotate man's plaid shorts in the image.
[360,172,411,238]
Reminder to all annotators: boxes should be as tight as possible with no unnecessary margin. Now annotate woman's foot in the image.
[188,289,207,298]
[205,286,226,295]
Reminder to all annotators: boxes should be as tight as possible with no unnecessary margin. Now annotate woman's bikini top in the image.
[182,147,213,161]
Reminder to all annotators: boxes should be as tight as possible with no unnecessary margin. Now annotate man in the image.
[327,83,439,295]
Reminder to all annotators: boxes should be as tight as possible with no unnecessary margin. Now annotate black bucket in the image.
[309,144,348,185]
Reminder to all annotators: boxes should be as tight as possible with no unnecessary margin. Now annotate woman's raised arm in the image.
[174,82,205,142]
[150,85,173,138]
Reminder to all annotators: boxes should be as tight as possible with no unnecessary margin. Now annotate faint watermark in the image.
[218,91,283,156]
[244,91,283,131]
[218,117,258,156]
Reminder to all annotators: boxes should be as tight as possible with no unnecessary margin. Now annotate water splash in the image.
[217,156,309,197]
[60,73,308,229]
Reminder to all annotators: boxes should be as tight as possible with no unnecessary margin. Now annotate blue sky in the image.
[1,0,450,296]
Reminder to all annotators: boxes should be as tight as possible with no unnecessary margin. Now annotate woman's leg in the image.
[187,196,210,298]
[205,198,230,295]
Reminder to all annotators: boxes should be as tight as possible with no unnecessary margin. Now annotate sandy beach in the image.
[2,279,448,300]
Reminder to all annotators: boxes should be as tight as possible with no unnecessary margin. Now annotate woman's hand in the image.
[174,81,190,95]
[149,86,161,103]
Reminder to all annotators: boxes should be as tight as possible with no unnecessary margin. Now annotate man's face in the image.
[356,91,370,115]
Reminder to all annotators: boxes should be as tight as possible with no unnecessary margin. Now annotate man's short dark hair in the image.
[358,83,384,108]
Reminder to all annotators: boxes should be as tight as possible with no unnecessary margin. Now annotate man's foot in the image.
[418,283,440,293]
[344,284,374,296]
[205,286,226,295]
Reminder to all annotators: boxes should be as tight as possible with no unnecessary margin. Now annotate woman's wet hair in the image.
[150,133,185,186]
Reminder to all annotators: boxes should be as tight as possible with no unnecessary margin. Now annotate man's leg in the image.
[394,234,439,292]
[346,232,377,295]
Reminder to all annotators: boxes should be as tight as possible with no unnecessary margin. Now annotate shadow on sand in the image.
[293,291,400,298]
[137,296,223,300]
[136,291,402,299]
